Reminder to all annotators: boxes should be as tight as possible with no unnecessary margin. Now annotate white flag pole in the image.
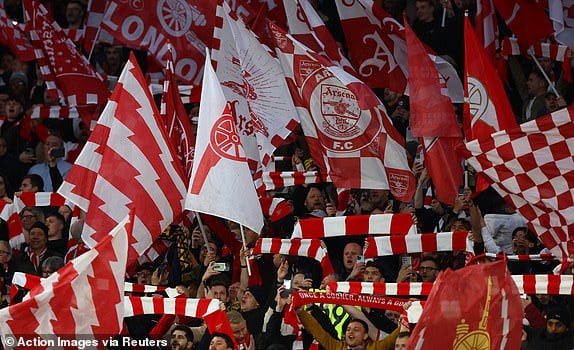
[240,225,252,276]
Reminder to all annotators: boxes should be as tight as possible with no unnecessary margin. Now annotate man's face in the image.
[415,0,434,22]
[305,187,325,212]
[209,336,231,350]
[5,100,23,121]
[344,321,368,348]
[20,210,37,230]
[230,320,249,344]
[343,243,362,270]
[395,335,409,349]
[0,242,11,264]
[45,216,64,239]
[527,73,545,96]
[209,285,229,303]
[44,135,63,159]
[66,2,84,26]
[28,228,47,251]
[105,47,121,65]
[430,199,444,215]
[136,269,152,285]
[363,266,383,282]
[240,291,259,312]
[320,273,338,289]
[547,319,568,335]
[368,189,388,206]
[419,261,439,282]
[20,178,36,193]
[512,229,534,255]
[170,329,192,350]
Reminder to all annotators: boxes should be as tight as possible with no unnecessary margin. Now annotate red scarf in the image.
[26,246,47,270]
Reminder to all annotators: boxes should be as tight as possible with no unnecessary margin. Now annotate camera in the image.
[401,256,412,267]
[213,262,230,272]
[356,255,365,264]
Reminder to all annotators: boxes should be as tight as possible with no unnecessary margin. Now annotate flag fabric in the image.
[549,1,574,50]
[211,1,300,170]
[475,0,498,64]
[291,213,416,238]
[404,17,460,138]
[0,8,35,62]
[258,170,326,192]
[0,213,131,345]
[160,44,197,181]
[82,0,108,54]
[334,0,408,92]
[269,22,415,201]
[492,0,553,49]
[252,238,334,276]
[408,260,523,349]
[58,53,186,269]
[460,107,574,260]
[422,137,464,205]
[464,15,518,140]
[101,0,214,86]
[24,0,110,106]
[364,231,473,257]
[185,51,264,234]
[283,0,354,74]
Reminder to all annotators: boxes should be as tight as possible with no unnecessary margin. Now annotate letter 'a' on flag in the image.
[408,260,523,349]
[0,212,132,342]
[459,107,574,260]
[58,53,187,269]
[463,14,518,141]
[185,50,264,234]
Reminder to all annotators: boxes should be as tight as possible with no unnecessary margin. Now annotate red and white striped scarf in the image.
[364,231,473,257]
[25,246,47,270]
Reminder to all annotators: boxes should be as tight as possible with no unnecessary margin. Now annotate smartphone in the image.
[213,262,230,272]
[401,256,412,267]
[280,288,295,299]
[458,186,465,196]
[24,147,34,155]
[387,199,394,209]
[50,148,65,158]
[356,255,365,264]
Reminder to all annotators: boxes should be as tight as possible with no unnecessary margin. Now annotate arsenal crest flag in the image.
[269,22,415,201]
[408,261,523,349]
[185,51,264,234]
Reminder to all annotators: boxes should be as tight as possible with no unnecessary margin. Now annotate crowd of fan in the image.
[0,0,573,349]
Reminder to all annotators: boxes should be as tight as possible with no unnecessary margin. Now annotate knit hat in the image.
[9,71,28,88]
[245,286,266,307]
[547,307,571,327]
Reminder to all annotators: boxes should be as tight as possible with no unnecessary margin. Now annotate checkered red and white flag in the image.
[252,238,334,276]
[0,212,131,345]
[58,54,187,271]
[0,8,34,62]
[364,231,473,257]
[283,0,354,74]
[461,107,574,259]
[23,0,110,106]
[269,21,415,201]
[292,213,416,238]
[212,1,299,170]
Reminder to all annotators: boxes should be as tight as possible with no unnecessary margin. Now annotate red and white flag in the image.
[464,15,518,140]
[475,0,498,64]
[160,44,196,181]
[492,0,553,49]
[24,0,110,106]
[408,260,523,349]
[101,0,214,86]
[334,0,407,92]
[185,51,264,234]
[0,8,34,62]
[0,212,131,345]
[549,1,574,50]
[58,54,186,268]
[460,107,574,259]
[283,0,354,74]
[212,1,300,170]
[269,22,415,201]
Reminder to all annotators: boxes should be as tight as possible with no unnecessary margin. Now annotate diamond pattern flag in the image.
[59,53,186,268]
[460,107,574,259]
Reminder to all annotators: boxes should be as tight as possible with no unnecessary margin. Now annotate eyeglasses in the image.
[20,215,36,220]
[419,266,438,272]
